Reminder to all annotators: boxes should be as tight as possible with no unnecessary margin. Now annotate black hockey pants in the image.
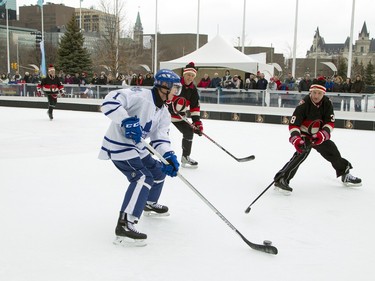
[47,94,58,114]
[274,139,351,184]
[172,121,194,157]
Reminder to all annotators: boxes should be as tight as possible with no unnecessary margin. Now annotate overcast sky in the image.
[16,0,374,58]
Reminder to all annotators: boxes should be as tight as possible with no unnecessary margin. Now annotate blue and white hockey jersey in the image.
[99,87,173,161]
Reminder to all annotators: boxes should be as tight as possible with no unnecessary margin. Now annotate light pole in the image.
[241,0,246,53]
[347,0,355,78]
[292,0,298,78]
[6,5,10,74]
[153,0,158,74]
[196,0,200,50]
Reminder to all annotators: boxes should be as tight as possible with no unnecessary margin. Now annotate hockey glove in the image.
[312,130,330,146]
[193,120,203,136]
[36,90,42,97]
[161,151,180,177]
[59,89,66,97]
[289,135,305,154]
[121,117,142,144]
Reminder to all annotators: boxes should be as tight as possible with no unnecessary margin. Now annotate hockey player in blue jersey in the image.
[99,69,182,246]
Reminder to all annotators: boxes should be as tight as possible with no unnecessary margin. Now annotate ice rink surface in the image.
[1,107,374,281]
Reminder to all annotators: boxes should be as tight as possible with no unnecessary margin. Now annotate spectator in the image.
[222,70,232,87]
[325,76,334,92]
[342,78,352,111]
[91,73,99,85]
[256,73,268,90]
[208,73,221,88]
[298,74,312,92]
[137,74,144,86]
[97,71,108,85]
[64,74,74,84]
[23,72,33,83]
[351,74,365,112]
[332,76,344,111]
[197,73,211,88]
[0,73,9,84]
[130,74,138,86]
[284,72,296,90]
[143,73,154,86]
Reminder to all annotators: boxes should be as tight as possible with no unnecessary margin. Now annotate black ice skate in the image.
[47,110,53,120]
[274,178,293,194]
[113,213,147,247]
[143,202,170,217]
[341,173,362,187]
[181,155,198,168]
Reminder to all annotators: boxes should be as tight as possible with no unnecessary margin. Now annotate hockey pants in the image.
[274,139,352,184]
[172,121,194,157]
[47,94,58,114]
[112,154,166,219]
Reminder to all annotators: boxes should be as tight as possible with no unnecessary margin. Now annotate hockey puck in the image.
[263,240,272,246]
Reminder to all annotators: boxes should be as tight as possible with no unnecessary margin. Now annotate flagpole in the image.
[292,0,298,78]
[79,0,82,31]
[6,2,10,74]
[39,0,46,76]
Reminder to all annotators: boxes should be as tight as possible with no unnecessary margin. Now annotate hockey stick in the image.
[244,180,275,214]
[142,139,278,255]
[244,144,312,214]
[177,114,255,162]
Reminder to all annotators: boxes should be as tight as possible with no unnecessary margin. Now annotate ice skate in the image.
[47,110,53,121]
[113,214,147,247]
[341,173,362,187]
[143,202,170,217]
[181,155,198,168]
[274,178,293,195]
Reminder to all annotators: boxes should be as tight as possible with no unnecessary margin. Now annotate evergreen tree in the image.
[56,14,92,75]
[364,60,374,85]
[337,56,348,79]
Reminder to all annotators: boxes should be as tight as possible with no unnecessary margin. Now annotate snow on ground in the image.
[1,107,374,281]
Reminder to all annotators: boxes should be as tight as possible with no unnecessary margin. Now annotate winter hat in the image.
[48,64,55,72]
[309,76,326,93]
[183,62,197,77]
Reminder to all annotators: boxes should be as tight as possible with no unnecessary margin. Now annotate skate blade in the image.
[342,182,362,188]
[181,163,198,169]
[274,186,292,196]
[113,236,147,247]
[143,211,170,217]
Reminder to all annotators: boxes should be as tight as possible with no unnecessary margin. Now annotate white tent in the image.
[160,35,274,77]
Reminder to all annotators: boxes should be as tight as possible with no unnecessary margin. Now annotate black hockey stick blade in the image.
[237,231,278,255]
[236,155,255,162]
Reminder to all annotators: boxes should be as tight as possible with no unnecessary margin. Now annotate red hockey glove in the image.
[289,135,305,153]
[36,90,42,97]
[193,120,203,136]
[312,130,330,146]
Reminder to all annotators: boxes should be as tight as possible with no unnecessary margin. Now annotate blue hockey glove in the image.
[161,151,180,177]
[121,117,142,144]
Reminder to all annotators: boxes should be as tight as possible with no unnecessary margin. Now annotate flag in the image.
[40,40,46,77]
[0,0,8,7]
[37,0,43,7]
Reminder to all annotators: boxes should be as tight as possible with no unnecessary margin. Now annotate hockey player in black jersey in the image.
[37,65,65,120]
[274,76,361,193]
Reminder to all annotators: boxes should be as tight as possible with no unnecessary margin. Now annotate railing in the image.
[1,83,374,113]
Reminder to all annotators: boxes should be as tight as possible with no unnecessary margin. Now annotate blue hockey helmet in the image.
[154,69,182,95]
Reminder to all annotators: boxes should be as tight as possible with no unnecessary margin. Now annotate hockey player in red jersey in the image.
[169,62,203,168]
[274,76,362,193]
[37,65,65,120]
